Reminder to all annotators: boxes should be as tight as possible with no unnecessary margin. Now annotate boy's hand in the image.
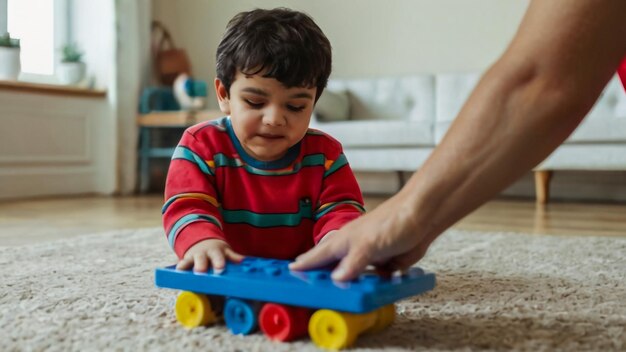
[176,239,244,273]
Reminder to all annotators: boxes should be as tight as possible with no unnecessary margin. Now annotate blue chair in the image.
[137,87,182,193]
[139,87,181,113]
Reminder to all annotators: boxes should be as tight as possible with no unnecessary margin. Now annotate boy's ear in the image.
[214,78,231,114]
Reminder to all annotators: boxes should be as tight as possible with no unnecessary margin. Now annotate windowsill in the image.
[0,79,107,98]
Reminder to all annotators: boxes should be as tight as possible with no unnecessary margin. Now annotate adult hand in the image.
[292,0,626,282]
[289,189,437,281]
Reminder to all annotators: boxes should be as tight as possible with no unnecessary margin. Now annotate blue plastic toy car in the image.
[155,257,435,349]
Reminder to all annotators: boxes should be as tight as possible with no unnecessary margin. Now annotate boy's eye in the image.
[244,99,264,108]
[287,104,305,112]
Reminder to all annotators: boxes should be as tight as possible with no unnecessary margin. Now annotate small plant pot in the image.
[57,61,86,85]
[0,46,21,80]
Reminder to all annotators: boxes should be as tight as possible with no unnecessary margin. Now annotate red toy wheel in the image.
[259,303,311,341]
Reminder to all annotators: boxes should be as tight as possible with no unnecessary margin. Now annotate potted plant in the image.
[57,42,86,85]
[0,33,21,80]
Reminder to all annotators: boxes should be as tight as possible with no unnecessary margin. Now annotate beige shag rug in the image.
[1,228,625,351]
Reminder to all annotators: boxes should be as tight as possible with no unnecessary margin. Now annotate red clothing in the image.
[618,57,626,91]
[163,117,365,259]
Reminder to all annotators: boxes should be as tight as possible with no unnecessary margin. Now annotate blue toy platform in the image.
[155,257,436,313]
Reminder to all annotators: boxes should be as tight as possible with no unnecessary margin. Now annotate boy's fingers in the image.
[193,253,209,273]
[207,248,226,274]
[176,257,194,271]
[224,248,245,263]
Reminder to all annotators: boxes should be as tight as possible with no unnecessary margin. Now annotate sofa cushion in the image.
[314,89,350,122]
[435,72,481,143]
[568,75,626,143]
[435,72,626,144]
[325,75,435,122]
[344,147,435,171]
[310,119,433,147]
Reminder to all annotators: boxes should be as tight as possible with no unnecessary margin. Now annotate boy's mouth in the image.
[257,133,284,140]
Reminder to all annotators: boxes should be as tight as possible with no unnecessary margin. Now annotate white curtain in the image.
[114,0,152,194]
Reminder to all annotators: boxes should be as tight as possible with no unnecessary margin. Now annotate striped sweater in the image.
[162,117,365,260]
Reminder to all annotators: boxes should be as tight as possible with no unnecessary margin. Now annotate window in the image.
[1,0,68,82]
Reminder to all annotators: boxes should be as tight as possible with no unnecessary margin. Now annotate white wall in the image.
[150,0,534,196]
[0,0,118,200]
[149,1,626,202]
[153,0,529,108]
[0,90,115,200]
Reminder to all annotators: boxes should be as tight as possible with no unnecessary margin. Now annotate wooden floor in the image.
[0,195,625,246]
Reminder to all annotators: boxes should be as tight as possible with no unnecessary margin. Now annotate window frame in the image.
[2,0,70,84]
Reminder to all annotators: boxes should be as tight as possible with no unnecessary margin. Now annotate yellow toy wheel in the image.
[175,291,217,328]
[309,309,359,350]
[368,304,396,333]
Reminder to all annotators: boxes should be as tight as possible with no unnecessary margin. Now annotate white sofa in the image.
[311,75,436,173]
[312,72,626,201]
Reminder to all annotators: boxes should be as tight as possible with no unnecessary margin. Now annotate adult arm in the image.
[290,0,626,280]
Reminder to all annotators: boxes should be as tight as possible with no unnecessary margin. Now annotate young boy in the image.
[162,8,365,273]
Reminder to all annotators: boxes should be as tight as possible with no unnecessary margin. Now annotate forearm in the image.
[405,0,626,241]
[288,0,626,280]
[407,66,589,238]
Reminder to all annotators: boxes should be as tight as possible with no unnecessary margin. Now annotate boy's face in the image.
[215,71,317,162]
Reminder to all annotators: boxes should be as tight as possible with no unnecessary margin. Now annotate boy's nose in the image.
[262,108,286,126]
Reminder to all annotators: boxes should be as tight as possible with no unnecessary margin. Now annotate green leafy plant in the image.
[61,42,84,63]
[0,33,20,48]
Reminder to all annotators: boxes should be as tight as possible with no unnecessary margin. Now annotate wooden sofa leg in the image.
[534,170,553,204]
[397,171,406,190]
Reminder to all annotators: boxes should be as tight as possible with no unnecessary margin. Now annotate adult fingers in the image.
[289,238,346,271]
[329,245,372,281]
[381,237,433,272]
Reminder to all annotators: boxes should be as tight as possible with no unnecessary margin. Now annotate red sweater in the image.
[163,117,365,259]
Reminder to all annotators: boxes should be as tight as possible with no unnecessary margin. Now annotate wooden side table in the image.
[137,109,224,193]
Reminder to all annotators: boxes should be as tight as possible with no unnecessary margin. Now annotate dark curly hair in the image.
[216,8,332,101]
